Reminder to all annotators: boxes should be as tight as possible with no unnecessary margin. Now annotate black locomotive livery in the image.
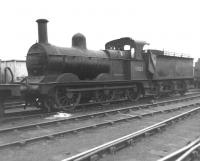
[21,19,194,111]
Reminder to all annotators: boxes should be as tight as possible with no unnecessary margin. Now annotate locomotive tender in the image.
[21,19,194,111]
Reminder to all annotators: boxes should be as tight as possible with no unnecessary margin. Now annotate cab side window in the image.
[124,45,130,51]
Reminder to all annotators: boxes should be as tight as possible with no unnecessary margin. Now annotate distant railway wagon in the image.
[0,60,27,83]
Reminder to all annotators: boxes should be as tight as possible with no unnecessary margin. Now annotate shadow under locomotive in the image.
[21,19,194,112]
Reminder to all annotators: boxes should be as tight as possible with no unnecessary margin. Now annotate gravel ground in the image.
[0,93,199,129]
[100,111,200,161]
[0,97,199,147]
[0,107,199,160]
[0,94,200,161]
[1,92,199,128]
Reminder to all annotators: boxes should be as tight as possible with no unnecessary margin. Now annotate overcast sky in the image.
[0,0,199,61]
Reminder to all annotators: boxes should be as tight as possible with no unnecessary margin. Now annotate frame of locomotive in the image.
[21,19,194,112]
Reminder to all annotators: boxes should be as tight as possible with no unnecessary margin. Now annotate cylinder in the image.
[36,19,48,43]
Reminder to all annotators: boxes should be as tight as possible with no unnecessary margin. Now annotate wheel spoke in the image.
[55,87,81,111]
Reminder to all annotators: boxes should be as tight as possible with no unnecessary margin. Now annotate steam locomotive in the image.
[21,19,194,111]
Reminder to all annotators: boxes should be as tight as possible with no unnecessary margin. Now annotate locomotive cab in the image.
[105,37,149,80]
[105,37,148,60]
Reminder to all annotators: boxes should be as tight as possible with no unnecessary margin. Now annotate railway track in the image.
[1,89,199,123]
[2,89,200,112]
[1,91,200,124]
[61,107,200,161]
[1,94,200,132]
[158,137,200,161]
[4,101,25,110]
[0,95,200,150]
[2,91,200,123]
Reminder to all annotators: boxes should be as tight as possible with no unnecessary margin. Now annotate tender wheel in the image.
[55,87,81,111]
[178,81,187,96]
[127,85,141,101]
[167,81,175,96]
[154,83,162,99]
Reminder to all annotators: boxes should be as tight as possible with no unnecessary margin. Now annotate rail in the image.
[158,137,200,161]
[61,106,200,161]
[0,84,21,117]
[0,96,199,149]
[176,142,200,161]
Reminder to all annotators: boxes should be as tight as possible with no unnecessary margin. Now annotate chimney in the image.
[36,19,48,43]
